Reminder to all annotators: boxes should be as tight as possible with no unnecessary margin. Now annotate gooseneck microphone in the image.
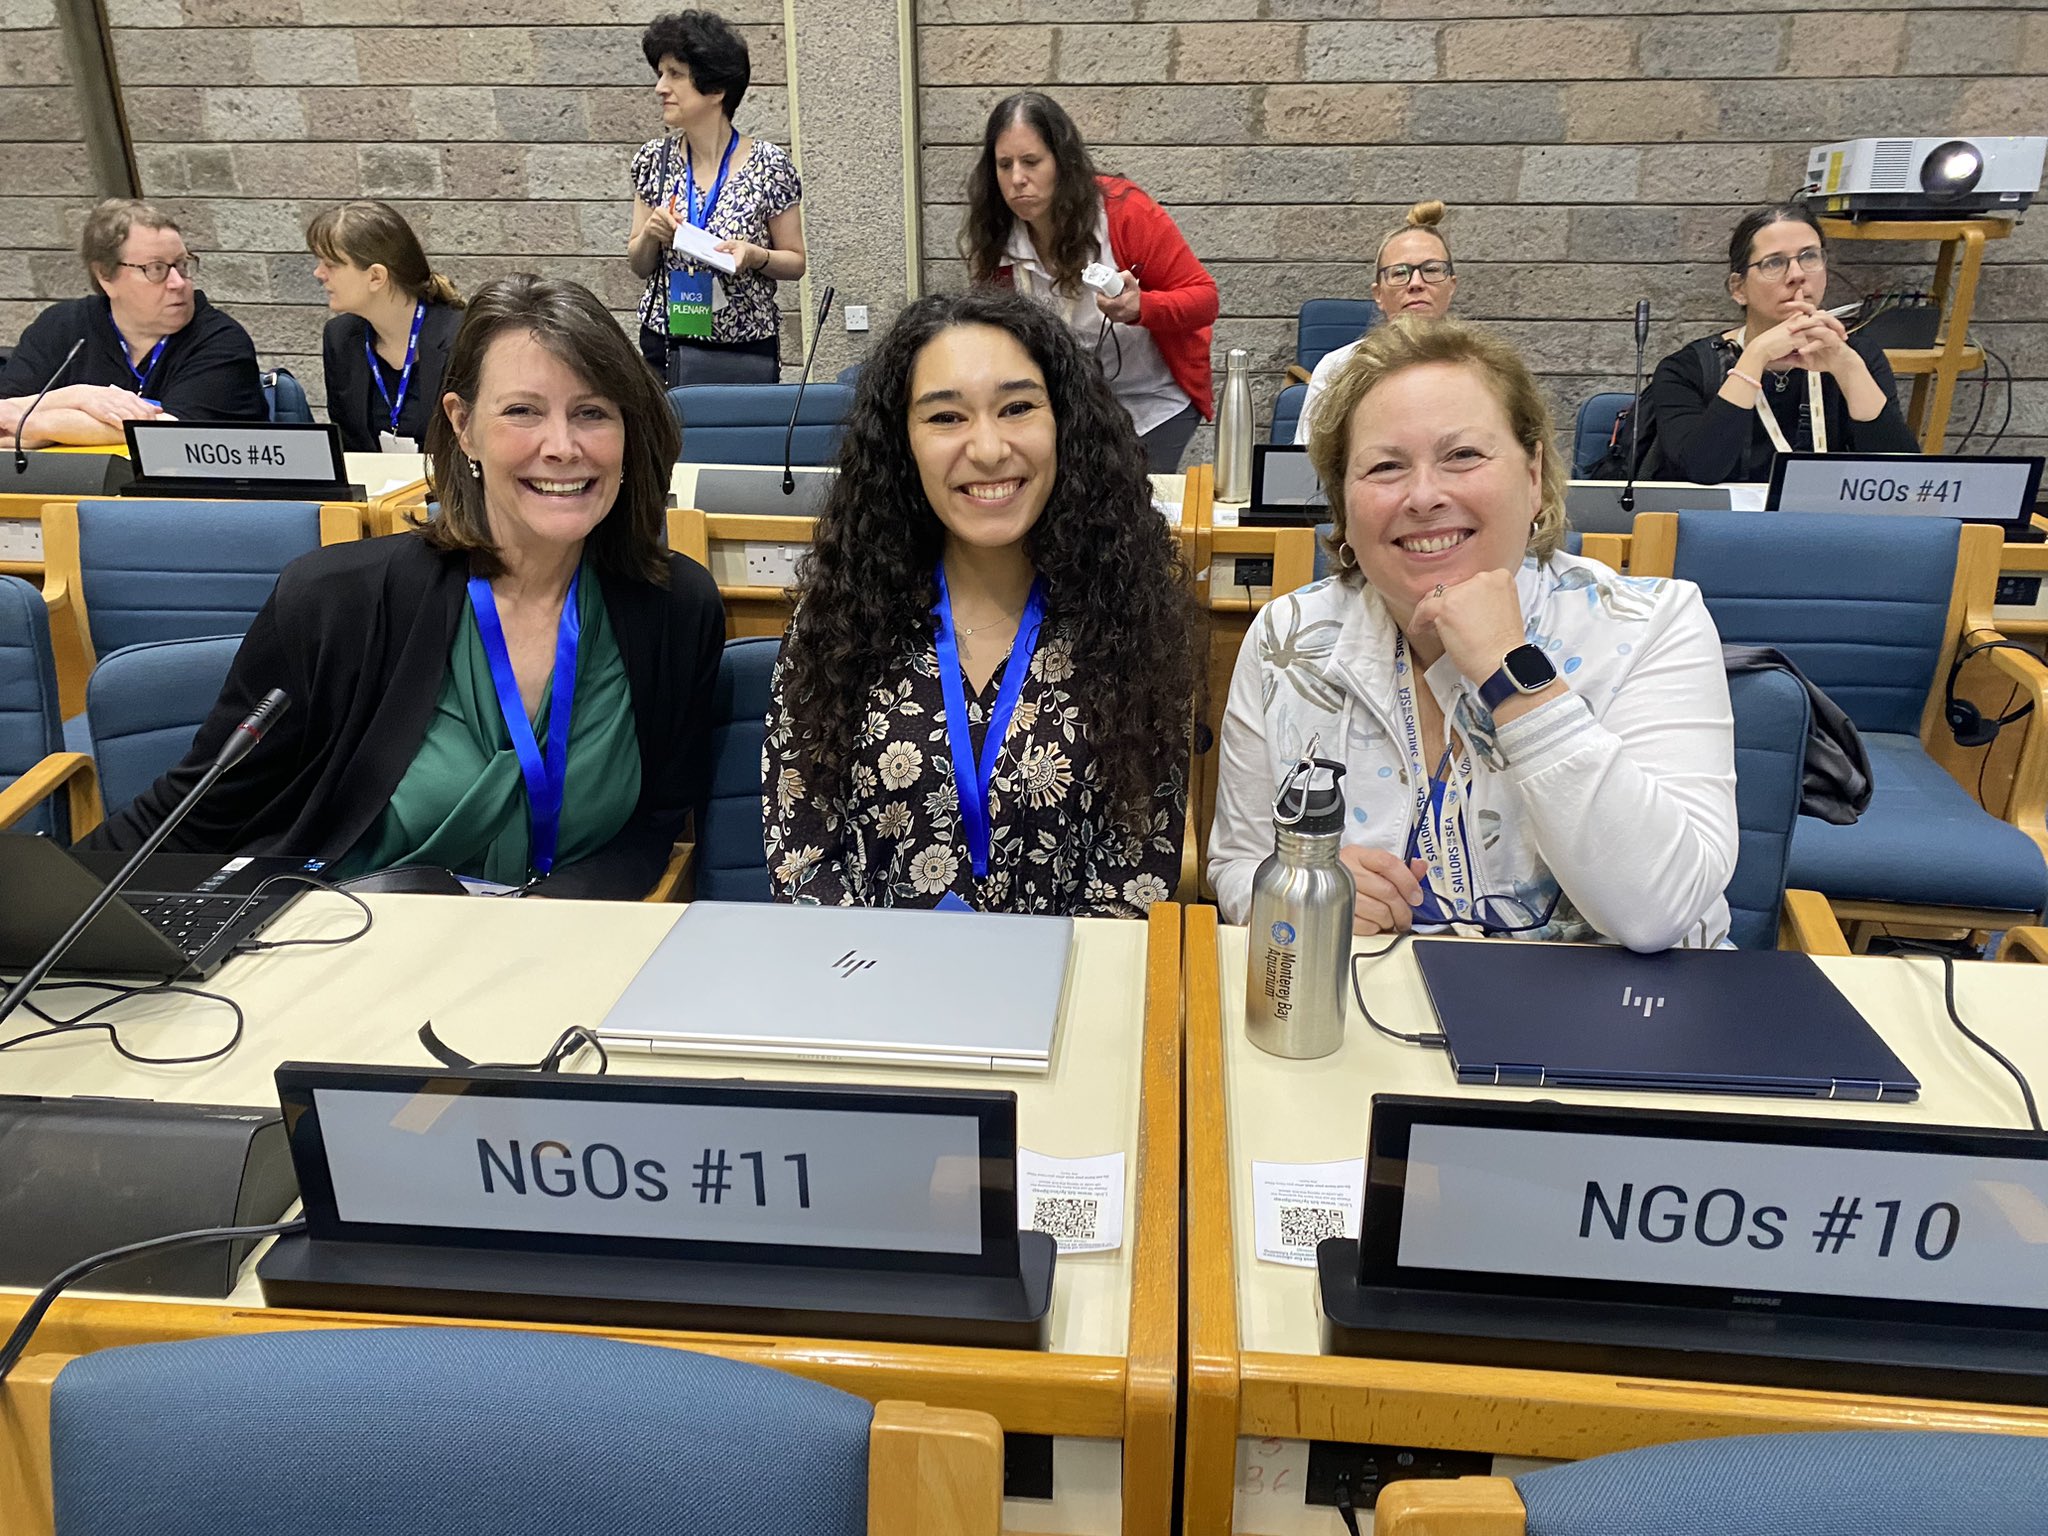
[11,338,86,476]
[1619,299,1651,516]
[782,284,837,496]
[0,688,291,1026]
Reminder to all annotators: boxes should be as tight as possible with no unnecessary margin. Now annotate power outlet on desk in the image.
[1304,1441,1492,1510]
[1996,574,2042,607]
[1003,1432,1054,1500]
[1233,555,1275,590]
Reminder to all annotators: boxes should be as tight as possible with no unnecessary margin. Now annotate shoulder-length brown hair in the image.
[306,200,463,309]
[423,274,676,587]
[959,92,1103,291]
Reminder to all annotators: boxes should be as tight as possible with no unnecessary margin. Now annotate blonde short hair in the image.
[1306,316,1569,577]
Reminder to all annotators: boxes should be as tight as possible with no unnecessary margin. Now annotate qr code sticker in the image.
[1277,1204,1346,1249]
[1031,1195,1101,1247]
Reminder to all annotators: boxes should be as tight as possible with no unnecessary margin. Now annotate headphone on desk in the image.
[1944,635,2039,748]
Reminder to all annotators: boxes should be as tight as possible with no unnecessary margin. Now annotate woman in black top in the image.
[310,201,464,454]
[1643,203,1916,485]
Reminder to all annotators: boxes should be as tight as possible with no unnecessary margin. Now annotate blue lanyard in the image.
[466,570,583,877]
[680,130,740,230]
[933,568,1047,880]
[363,302,425,435]
[108,316,167,394]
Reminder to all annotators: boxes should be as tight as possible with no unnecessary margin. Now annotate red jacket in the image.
[994,175,1219,420]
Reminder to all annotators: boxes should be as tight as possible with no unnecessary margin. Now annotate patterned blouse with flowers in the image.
[762,618,1184,917]
[630,134,802,345]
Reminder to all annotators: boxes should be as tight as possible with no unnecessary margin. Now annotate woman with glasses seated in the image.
[1641,203,1916,484]
[1294,200,1457,445]
[0,199,264,447]
[1210,318,1737,951]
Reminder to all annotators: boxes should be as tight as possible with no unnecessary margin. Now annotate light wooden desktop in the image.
[0,895,1183,1536]
[1182,906,2048,1536]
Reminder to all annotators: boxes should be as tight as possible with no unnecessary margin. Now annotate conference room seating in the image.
[0,573,97,840]
[1286,297,1379,384]
[666,382,853,467]
[260,368,315,426]
[1268,381,1306,445]
[1633,511,2048,939]
[1725,664,1847,953]
[697,635,779,902]
[84,635,240,824]
[3,1326,1002,1536]
[1375,1430,2048,1536]
[1570,390,1631,478]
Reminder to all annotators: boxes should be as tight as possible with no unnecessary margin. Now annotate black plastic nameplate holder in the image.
[258,1062,1055,1348]
[1767,451,2042,530]
[1317,1094,2048,1405]
[123,420,362,500]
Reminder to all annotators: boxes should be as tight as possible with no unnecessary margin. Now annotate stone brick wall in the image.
[0,0,100,353]
[916,3,2048,463]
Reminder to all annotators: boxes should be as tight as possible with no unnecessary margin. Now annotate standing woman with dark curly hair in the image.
[764,289,1198,916]
[958,92,1217,474]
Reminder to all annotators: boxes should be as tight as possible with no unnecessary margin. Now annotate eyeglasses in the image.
[117,255,199,284]
[1743,247,1825,281]
[1376,260,1454,286]
[1412,880,1562,937]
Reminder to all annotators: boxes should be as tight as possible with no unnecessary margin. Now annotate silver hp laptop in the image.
[596,902,1074,1073]
[1565,480,1735,535]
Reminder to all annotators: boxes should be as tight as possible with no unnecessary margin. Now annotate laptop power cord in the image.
[1890,939,2041,1132]
[1350,934,1447,1050]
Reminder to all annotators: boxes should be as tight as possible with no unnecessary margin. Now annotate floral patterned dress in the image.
[630,135,802,346]
[763,618,1184,917]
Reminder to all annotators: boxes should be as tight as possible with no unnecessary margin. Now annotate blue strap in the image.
[681,129,740,231]
[108,316,167,394]
[466,569,583,877]
[363,302,426,435]
[933,568,1047,883]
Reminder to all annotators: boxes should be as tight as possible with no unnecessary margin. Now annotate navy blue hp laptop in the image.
[1410,940,1919,1102]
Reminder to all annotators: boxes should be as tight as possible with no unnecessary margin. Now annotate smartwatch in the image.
[1478,644,1558,710]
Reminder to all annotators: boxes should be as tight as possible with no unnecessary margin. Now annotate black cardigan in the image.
[319,303,462,454]
[82,533,727,900]
[0,292,265,424]
[1641,329,1919,484]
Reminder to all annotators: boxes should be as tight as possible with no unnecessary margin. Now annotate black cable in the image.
[0,979,245,1066]
[1951,332,1991,454]
[1891,939,2041,1132]
[418,1021,608,1076]
[1349,933,1446,1050]
[1977,681,2022,808]
[0,1218,307,1381]
[1094,313,1123,383]
[1334,1471,1365,1536]
[1983,341,2014,455]
[232,873,374,952]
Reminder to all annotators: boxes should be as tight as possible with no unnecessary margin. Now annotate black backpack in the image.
[1582,338,1730,482]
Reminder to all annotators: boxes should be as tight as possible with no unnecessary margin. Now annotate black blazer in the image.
[82,532,727,900]
[319,302,462,454]
[0,292,265,424]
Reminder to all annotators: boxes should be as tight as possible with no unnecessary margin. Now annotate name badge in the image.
[668,267,715,339]
[377,430,419,455]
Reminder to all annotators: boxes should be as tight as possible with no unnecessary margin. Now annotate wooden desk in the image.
[343,450,431,536]
[0,897,1183,1536]
[1182,905,2048,1535]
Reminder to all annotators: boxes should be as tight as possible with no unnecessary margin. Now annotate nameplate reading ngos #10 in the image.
[126,421,347,486]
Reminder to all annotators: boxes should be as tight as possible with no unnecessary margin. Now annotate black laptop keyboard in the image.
[127,893,248,958]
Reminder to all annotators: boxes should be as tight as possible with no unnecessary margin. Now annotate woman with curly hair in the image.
[763,288,1197,916]
[958,91,1217,473]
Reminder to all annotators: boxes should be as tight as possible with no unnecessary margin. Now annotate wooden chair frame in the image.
[667,505,814,641]
[0,752,101,838]
[1375,1475,1528,1535]
[0,1352,1003,1536]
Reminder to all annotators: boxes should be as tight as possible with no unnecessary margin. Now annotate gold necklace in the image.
[955,608,1023,639]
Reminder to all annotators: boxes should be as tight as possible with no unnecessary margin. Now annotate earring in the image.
[1337,542,1358,570]
[467,458,481,480]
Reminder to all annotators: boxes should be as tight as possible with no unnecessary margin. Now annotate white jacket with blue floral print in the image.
[1208,551,1738,952]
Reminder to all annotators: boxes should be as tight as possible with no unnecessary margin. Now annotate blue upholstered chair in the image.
[85,635,241,823]
[666,382,853,467]
[260,367,314,425]
[0,574,98,840]
[1269,382,1307,445]
[1724,664,1809,951]
[1633,511,2048,931]
[42,499,353,669]
[1289,298,1380,381]
[698,635,779,902]
[1376,1430,2048,1536]
[1570,390,1631,478]
[16,1326,1000,1536]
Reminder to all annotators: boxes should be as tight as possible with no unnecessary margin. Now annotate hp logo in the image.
[831,948,877,979]
[1271,920,1296,945]
[1620,985,1665,1019]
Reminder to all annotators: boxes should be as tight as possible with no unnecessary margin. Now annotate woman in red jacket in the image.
[959,91,1218,473]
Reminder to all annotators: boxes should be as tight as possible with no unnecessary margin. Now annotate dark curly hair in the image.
[778,288,1198,823]
[642,10,750,119]
[959,92,1103,291]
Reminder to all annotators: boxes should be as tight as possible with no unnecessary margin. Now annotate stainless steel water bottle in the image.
[1245,755,1354,1059]
[1216,347,1254,504]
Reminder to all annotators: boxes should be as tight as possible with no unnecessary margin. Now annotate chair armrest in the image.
[1284,363,1311,386]
[866,1400,1003,1536]
[643,839,693,902]
[1374,1475,1527,1536]
[0,752,101,835]
[1779,888,1849,955]
[1997,927,2048,963]
[1974,633,2048,852]
[0,1352,61,1536]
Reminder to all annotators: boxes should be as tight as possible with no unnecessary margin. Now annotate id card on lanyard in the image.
[365,302,425,451]
[1393,633,1477,920]
[109,317,167,396]
[1754,368,1827,456]
[933,568,1048,891]
[667,130,739,341]
[467,571,583,878]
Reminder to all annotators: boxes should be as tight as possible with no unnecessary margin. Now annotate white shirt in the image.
[1005,215,1189,435]
[1207,551,1738,952]
[1293,338,1363,446]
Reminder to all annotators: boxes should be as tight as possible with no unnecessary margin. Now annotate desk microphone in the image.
[0,688,290,1026]
[11,338,85,476]
[1619,299,1650,516]
[782,284,836,496]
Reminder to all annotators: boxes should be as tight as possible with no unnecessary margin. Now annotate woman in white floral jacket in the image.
[1209,318,1738,951]
[763,289,1198,916]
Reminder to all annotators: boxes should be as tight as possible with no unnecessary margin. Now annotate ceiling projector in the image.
[1802,136,2043,218]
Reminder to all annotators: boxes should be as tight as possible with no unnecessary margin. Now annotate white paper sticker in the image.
[1018,1148,1125,1254]
[377,431,419,454]
[1253,1158,1364,1268]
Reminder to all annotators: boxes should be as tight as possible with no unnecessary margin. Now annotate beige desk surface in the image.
[1215,924,2048,1358]
[341,451,430,502]
[0,895,1151,1362]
